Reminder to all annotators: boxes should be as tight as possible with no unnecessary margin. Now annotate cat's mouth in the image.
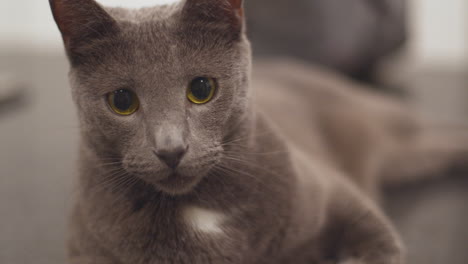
[155,172,203,195]
[122,151,221,195]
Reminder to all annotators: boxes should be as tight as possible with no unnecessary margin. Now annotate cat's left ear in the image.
[182,0,244,39]
[49,0,120,65]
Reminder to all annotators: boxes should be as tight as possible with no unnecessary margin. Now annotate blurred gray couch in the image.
[246,0,406,81]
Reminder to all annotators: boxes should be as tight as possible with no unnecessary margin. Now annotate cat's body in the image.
[71,89,402,264]
[255,60,414,196]
[49,1,466,263]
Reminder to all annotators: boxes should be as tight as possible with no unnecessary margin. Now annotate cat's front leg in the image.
[68,235,123,264]
[317,181,404,264]
[68,205,123,264]
[70,256,120,264]
[68,235,122,264]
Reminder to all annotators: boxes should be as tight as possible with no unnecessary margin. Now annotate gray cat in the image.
[49,0,467,263]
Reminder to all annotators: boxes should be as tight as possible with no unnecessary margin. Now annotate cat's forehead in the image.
[71,1,248,83]
[102,6,241,64]
[106,3,183,24]
[51,0,246,68]
[106,4,185,47]
[107,4,234,53]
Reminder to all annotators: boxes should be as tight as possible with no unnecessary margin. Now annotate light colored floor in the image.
[0,52,467,264]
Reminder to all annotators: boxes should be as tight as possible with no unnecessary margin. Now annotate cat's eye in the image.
[107,89,140,116]
[187,77,217,104]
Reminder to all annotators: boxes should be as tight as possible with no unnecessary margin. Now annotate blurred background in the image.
[0,0,467,264]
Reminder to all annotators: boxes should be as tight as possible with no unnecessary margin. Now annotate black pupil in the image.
[191,78,212,100]
[113,90,133,110]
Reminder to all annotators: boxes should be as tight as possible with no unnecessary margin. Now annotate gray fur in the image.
[49,0,466,263]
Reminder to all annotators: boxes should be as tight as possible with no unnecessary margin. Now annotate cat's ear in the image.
[49,0,119,65]
[182,0,244,40]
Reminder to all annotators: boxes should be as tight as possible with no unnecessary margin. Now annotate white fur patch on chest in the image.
[182,206,226,234]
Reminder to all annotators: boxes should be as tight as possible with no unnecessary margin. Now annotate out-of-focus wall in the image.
[409,0,468,67]
[0,0,178,51]
[0,0,467,67]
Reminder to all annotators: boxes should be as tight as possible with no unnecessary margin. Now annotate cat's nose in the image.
[153,146,188,169]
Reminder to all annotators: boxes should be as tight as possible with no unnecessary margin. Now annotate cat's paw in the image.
[70,256,118,264]
[318,259,363,264]
[335,256,402,264]
[338,259,364,264]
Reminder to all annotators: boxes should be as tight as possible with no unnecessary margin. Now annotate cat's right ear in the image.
[182,0,244,41]
[49,0,119,65]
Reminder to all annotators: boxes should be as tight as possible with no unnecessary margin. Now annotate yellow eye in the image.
[187,77,216,104]
[107,89,140,116]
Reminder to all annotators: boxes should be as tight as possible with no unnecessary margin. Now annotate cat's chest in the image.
[181,206,227,235]
[122,205,249,264]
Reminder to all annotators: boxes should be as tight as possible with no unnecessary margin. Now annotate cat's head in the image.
[50,0,251,195]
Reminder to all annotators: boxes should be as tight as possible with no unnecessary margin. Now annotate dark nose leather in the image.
[153,146,187,169]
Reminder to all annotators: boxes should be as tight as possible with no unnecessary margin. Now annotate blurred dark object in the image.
[246,0,407,83]
[0,74,28,116]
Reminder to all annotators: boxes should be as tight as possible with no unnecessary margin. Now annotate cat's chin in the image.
[153,173,203,196]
